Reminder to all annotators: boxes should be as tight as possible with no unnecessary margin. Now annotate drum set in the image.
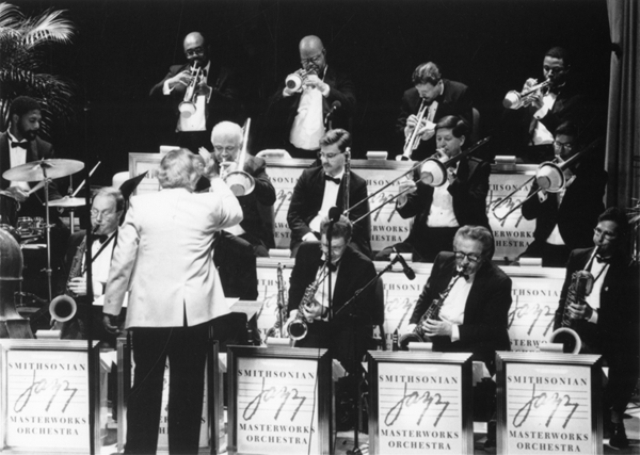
[1,158,86,302]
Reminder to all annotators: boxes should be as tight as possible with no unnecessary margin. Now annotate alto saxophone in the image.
[66,235,88,298]
[288,264,328,340]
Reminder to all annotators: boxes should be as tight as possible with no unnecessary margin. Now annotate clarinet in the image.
[266,263,287,338]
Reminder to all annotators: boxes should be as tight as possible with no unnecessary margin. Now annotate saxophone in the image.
[288,264,328,340]
[266,263,287,338]
[398,271,464,349]
[66,236,87,299]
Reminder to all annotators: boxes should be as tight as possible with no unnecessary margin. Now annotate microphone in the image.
[328,206,342,222]
[393,249,415,280]
[324,101,342,127]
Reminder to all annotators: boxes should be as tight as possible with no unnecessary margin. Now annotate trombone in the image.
[178,64,203,117]
[221,118,255,197]
[503,79,551,110]
[350,136,491,224]
[398,98,428,161]
[491,137,603,221]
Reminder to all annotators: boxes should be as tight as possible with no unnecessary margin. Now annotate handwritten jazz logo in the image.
[384,383,450,427]
[14,370,78,414]
[243,377,306,422]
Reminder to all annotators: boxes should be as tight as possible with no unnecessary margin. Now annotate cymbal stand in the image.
[41,165,53,303]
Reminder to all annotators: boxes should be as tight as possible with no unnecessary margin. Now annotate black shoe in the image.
[609,422,629,450]
[484,420,496,452]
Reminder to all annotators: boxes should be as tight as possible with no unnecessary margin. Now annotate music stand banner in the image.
[0,339,100,454]
[227,345,332,455]
[496,352,603,454]
[368,351,474,455]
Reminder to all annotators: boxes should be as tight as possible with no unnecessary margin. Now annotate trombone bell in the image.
[535,162,566,193]
[419,159,447,187]
[225,170,255,197]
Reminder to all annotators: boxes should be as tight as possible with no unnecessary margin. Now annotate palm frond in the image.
[22,9,74,47]
[0,3,22,29]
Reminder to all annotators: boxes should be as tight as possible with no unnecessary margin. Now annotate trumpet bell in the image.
[285,73,303,92]
[49,295,77,323]
[179,101,197,117]
[503,90,524,110]
[419,159,447,187]
[224,171,255,197]
[535,162,565,193]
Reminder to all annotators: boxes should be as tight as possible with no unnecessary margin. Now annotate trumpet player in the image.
[149,31,243,153]
[262,35,355,157]
[208,121,276,257]
[521,121,607,267]
[375,116,490,262]
[286,215,380,430]
[396,62,472,161]
[554,208,639,450]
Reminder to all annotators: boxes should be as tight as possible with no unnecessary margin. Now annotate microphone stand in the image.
[334,257,399,455]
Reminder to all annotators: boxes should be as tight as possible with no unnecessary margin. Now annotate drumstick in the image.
[71,161,101,197]
[28,180,47,195]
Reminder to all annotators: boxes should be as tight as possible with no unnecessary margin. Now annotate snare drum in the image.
[0,193,19,227]
[16,217,34,236]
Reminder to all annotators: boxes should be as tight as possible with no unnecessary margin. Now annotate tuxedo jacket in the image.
[288,242,381,372]
[103,181,243,328]
[261,66,356,149]
[410,251,512,374]
[396,80,473,161]
[287,165,371,257]
[554,247,640,358]
[397,156,490,247]
[0,132,62,217]
[149,62,244,137]
[522,162,607,256]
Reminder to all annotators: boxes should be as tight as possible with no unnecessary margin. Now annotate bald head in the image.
[183,31,209,67]
[299,35,326,73]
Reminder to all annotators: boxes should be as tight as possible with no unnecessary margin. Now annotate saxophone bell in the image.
[287,314,308,341]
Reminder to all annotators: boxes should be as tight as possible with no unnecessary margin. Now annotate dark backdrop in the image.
[19,0,611,186]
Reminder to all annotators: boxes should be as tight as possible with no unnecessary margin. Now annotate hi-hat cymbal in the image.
[2,159,85,182]
[48,197,87,208]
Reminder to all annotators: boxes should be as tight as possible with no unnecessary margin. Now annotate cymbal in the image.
[48,197,87,208]
[2,159,85,182]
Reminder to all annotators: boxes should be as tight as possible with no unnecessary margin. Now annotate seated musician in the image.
[58,187,124,345]
[521,121,607,267]
[376,116,490,262]
[396,62,473,161]
[207,121,276,257]
[553,207,639,450]
[286,215,382,430]
[287,128,371,257]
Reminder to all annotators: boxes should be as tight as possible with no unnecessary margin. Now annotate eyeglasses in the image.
[453,251,482,263]
[317,151,342,160]
[213,145,238,154]
[185,47,205,57]
[91,209,116,219]
[301,53,323,66]
[553,141,573,150]
[593,227,617,240]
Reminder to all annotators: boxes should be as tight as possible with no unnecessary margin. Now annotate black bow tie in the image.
[324,174,341,185]
[453,270,470,281]
[595,255,611,264]
[94,235,109,244]
[11,141,28,149]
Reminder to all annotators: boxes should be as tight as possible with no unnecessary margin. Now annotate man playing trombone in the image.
[149,32,243,152]
[553,207,639,450]
[396,62,473,161]
[376,116,490,262]
[520,121,607,267]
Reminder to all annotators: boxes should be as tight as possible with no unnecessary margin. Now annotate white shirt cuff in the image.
[450,324,460,342]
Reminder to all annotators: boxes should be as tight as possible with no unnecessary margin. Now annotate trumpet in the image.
[288,264,328,340]
[178,64,203,117]
[221,118,255,197]
[398,98,429,161]
[285,69,317,92]
[503,79,551,110]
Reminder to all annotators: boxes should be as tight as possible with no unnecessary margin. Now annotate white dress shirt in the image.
[309,170,344,233]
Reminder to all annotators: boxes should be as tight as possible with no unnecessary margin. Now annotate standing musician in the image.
[102,149,242,455]
[376,116,490,262]
[554,208,639,450]
[149,32,243,153]
[286,215,382,429]
[58,187,124,344]
[262,35,355,157]
[396,62,473,161]
[399,225,512,374]
[208,121,276,256]
[521,121,607,267]
[287,129,371,258]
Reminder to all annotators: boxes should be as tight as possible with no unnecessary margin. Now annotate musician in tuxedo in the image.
[521,121,607,267]
[58,187,124,343]
[287,129,371,257]
[396,62,473,161]
[377,116,490,262]
[287,216,381,430]
[149,32,243,152]
[262,35,356,157]
[207,121,276,256]
[554,207,639,450]
[400,225,512,375]
[102,149,242,455]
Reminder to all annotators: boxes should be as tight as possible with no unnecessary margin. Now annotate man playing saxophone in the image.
[286,215,381,430]
[553,207,639,450]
